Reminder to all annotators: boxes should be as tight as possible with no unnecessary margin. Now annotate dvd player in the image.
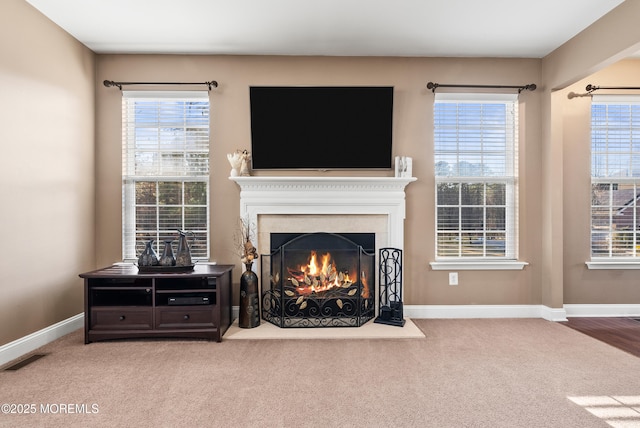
[168,296,210,305]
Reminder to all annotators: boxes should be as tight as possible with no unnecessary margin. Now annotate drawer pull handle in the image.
[183,314,190,320]
[119,315,126,321]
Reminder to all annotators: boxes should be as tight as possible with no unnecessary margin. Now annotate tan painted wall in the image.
[562,59,640,304]
[96,55,543,307]
[0,0,96,345]
[539,0,640,309]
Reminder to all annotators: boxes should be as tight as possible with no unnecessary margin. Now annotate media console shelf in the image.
[80,264,233,343]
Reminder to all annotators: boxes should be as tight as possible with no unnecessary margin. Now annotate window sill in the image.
[586,261,640,270]
[430,260,529,271]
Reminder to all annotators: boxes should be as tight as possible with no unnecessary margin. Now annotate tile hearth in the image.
[224,317,425,339]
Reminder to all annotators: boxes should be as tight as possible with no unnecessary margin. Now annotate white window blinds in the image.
[122,91,210,261]
[591,95,640,259]
[434,93,518,259]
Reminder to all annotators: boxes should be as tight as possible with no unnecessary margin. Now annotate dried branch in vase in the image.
[234,217,258,269]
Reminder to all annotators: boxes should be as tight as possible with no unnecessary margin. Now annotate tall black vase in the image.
[239,263,260,328]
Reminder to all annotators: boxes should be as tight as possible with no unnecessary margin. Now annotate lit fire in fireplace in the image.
[287,251,369,298]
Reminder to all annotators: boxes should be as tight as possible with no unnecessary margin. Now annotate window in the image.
[122,91,210,261]
[434,93,518,261]
[590,95,640,260]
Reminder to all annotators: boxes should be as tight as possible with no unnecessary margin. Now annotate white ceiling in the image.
[25,0,625,58]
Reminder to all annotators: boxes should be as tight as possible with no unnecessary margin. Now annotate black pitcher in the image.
[138,240,159,266]
[176,230,193,266]
[159,240,176,266]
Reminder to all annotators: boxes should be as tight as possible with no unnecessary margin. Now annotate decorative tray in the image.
[136,264,195,273]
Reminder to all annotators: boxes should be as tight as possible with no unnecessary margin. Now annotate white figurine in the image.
[239,150,251,176]
[227,150,243,177]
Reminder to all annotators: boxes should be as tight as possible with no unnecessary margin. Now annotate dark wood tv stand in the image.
[80,264,233,343]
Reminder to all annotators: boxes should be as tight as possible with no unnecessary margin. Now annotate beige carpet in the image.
[3,319,640,427]
[224,318,425,339]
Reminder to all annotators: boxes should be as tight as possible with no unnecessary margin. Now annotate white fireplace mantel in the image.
[230,176,416,250]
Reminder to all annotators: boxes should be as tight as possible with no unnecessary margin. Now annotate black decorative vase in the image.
[239,263,260,328]
[138,240,159,267]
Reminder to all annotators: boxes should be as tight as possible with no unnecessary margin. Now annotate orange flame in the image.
[287,250,369,298]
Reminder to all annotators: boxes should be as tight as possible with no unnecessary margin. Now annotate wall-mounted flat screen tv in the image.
[249,86,393,170]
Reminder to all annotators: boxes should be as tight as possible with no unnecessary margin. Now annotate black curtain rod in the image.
[586,84,640,92]
[426,82,536,93]
[567,84,640,99]
[103,80,218,91]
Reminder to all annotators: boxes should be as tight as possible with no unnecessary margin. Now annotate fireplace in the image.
[229,176,416,326]
[261,232,375,327]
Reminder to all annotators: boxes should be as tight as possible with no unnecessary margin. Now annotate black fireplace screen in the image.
[261,232,375,327]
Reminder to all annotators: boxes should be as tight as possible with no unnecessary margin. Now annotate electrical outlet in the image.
[449,272,459,286]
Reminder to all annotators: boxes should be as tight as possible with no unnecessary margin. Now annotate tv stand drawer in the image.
[91,307,152,330]
[155,307,215,329]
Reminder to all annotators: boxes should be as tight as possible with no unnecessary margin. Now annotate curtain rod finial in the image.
[103,80,122,90]
[518,84,536,93]
[426,82,438,93]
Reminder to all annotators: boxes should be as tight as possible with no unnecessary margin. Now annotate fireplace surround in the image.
[230,176,416,324]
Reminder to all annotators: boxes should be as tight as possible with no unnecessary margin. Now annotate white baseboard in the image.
[0,313,83,367]
[541,306,569,322]
[404,304,568,322]
[564,304,640,318]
